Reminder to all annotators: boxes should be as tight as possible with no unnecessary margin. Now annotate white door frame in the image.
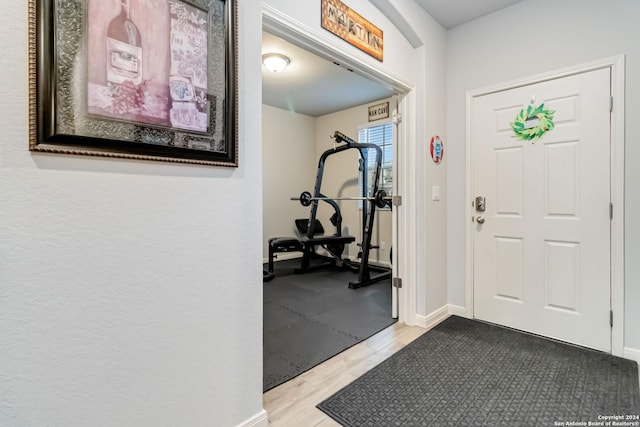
[262,5,418,325]
[465,55,625,356]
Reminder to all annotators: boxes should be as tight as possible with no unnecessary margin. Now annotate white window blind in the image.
[358,122,393,204]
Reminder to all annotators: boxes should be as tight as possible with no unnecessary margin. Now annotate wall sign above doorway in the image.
[368,101,389,121]
[321,0,384,61]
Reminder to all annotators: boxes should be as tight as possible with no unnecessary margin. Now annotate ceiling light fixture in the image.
[262,53,290,73]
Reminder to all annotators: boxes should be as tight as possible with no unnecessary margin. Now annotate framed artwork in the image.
[29,0,238,167]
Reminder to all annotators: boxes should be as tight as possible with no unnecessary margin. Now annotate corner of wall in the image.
[623,347,640,365]
[415,304,469,330]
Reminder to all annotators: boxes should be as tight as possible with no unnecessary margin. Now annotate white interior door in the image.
[391,95,399,319]
[471,68,612,352]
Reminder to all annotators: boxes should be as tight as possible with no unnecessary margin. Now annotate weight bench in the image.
[267,219,355,276]
[266,130,390,287]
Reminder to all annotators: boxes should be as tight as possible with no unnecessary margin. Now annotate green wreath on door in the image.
[510,104,555,141]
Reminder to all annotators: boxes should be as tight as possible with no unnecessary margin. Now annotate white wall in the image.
[262,105,316,258]
[0,1,265,426]
[1,0,448,425]
[368,0,449,317]
[446,0,640,349]
[418,5,448,316]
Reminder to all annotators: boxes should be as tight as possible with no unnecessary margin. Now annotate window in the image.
[358,122,393,205]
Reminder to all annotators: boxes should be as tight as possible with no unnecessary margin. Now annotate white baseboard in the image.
[235,410,268,427]
[416,306,448,329]
[346,256,391,269]
[624,347,640,365]
[262,253,301,264]
[415,304,468,330]
[264,254,391,268]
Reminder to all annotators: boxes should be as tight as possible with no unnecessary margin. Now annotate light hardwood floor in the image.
[263,322,429,427]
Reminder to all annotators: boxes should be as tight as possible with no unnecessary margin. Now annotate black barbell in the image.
[292,190,391,209]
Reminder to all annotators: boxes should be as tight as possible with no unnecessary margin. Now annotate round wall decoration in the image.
[430,136,444,164]
[510,103,556,141]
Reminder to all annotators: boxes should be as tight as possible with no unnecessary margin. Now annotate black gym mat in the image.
[318,315,640,427]
[263,258,395,392]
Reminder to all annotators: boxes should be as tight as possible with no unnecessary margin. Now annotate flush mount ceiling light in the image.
[262,53,290,73]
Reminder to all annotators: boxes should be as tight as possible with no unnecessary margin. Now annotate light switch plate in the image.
[432,185,440,201]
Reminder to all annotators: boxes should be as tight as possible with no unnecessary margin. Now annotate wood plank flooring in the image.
[263,322,429,427]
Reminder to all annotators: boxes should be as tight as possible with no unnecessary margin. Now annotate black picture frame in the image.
[29,0,238,167]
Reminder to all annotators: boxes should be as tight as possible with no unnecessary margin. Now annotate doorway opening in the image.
[261,6,414,391]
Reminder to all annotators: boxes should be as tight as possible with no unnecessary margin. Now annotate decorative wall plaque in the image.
[321,0,383,62]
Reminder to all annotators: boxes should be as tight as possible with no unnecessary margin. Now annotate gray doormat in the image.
[264,259,395,392]
[318,316,640,427]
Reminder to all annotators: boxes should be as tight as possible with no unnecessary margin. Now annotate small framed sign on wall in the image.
[368,102,390,122]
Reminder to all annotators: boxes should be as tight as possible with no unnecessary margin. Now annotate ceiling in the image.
[415,0,522,29]
[262,0,522,117]
[261,31,395,117]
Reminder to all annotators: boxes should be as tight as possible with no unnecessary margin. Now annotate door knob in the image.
[477,216,485,224]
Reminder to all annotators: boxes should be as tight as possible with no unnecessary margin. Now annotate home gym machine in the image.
[266,131,392,289]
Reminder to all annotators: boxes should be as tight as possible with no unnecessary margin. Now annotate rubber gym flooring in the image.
[263,258,396,391]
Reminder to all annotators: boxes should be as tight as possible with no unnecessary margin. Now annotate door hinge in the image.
[610,310,613,327]
[392,195,402,207]
[610,202,613,220]
[392,113,402,125]
[610,96,614,112]
[392,277,403,288]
